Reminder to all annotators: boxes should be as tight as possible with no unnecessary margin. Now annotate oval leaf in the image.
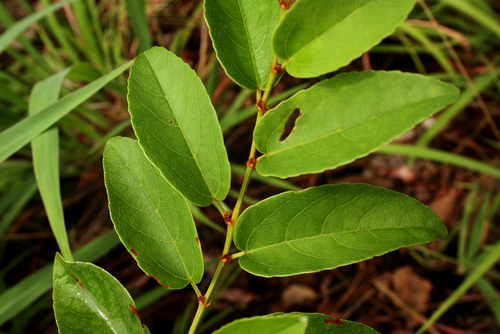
[273,0,416,78]
[212,313,308,334]
[127,46,230,206]
[204,0,280,90]
[103,137,204,289]
[254,71,460,178]
[234,184,446,277]
[53,253,146,333]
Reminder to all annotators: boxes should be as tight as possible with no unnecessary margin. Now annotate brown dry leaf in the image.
[281,284,317,309]
[393,266,432,310]
[220,288,259,305]
[428,187,461,226]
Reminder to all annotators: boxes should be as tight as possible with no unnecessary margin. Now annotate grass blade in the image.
[29,68,73,262]
[125,0,151,52]
[416,241,500,333]
[0,0,79,55]
[0,230,120,327]
[0,176,37,237]
[440,0,500,40]
[0,60,132,165]
[476,277,500,323]
[416,68,500,147]
[378,144,500,178]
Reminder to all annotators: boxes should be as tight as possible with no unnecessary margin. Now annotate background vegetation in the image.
[0,0,500,333]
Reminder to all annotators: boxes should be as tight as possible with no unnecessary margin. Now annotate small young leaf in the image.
[297,313,380,333]
[103,137,204,289]
[212,313,308,334]
[234,184,446,277]
[53,253,145,333]
[273,0,416,78]
[254,71,459,178]
[204,0,280,90]
[127,47,231,206]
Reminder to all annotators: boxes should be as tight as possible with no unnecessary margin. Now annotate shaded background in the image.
[0,0,500,333]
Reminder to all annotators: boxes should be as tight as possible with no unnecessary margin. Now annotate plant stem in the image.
[212,198,225,216]
[187,260,225,334]
[190,281,202,298]
[187,6,291,332]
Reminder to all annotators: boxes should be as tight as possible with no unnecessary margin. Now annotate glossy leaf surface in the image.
[254,71,459,178]
[204,0,280,90]
[128,47,230,206]
[53,254,147,333]
[273,0,416,78]
[299,313,380,333]
[104,137,203,289]
[212,313,308,334]
[234,184,446,277]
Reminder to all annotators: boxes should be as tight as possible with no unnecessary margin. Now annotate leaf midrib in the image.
[244,225,442,253]
[109,142,193,282]
[142,52,217,200]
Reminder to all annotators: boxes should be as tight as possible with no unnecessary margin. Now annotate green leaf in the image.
[212,313,308,334]
[298,313,380,333]
[273,0,416,78]
[254,71,459,178]
[29,67,74,262]
[127,47,230,206]
[204,0,280,90]
[234,184,446,277]
[103,137,204,289]
[53,254,145,333]
[0,60,132,165]
[0,0,79,55]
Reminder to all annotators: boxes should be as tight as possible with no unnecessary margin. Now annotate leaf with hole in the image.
[127,47,230,206]
[212,313,308,334]
[103,137,204,289]
[234,184,446,277]
[273,0,416,78]
[204,0,280,90]
[254,71,460,178]
[53,253,148,333]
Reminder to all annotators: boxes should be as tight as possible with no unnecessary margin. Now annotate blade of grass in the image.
[88,120,131,155]
[466,187,493,264]
[440,0,500,40]
[416,65,500,150]
[476,277,500,323]
[0,176,37,237]
[0,60,132,165]
[378,144,500,178]
[38,0,79,63]
[188,203,225,234]
[416,241,500,334]
[458,188,478,272]
[125,0,151,52]
[0,0,79,55]
[0,230,120,327]
[70,0,104,70]
[168,2,203,56]
[398,23,458,82]
[29,67,73,262]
